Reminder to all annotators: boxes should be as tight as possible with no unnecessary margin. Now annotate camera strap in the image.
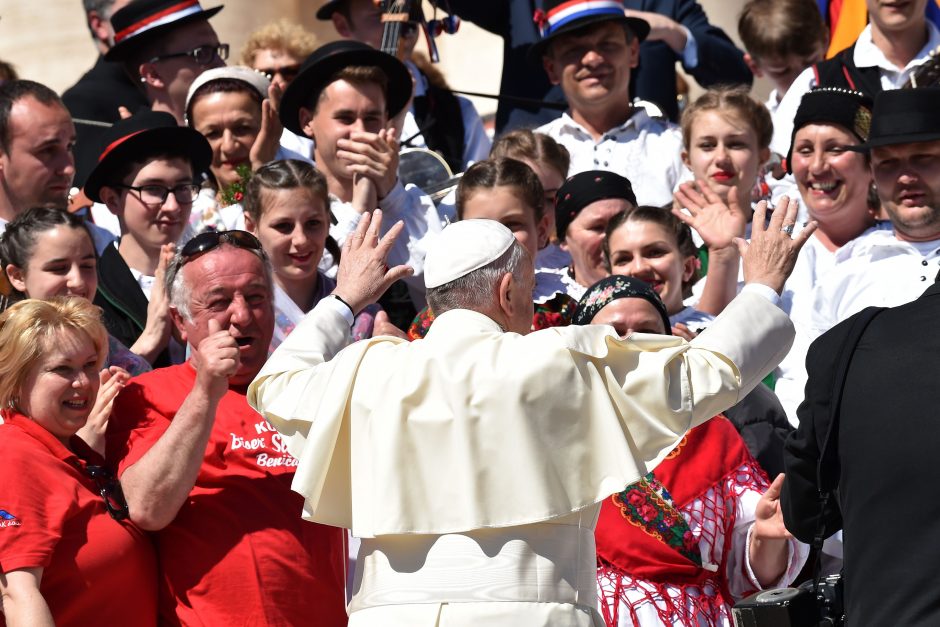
[811,306,885,590]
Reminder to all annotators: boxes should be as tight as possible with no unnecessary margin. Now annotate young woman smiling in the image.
[775,88,880,424]
[0,208,152,453]
[242,159,376,351]
[673,86,774,316]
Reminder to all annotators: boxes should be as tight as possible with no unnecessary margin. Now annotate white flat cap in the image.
[425,219,516,289]
[185,66,271,116]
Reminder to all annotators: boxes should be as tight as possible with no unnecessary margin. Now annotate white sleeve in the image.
[458,96,492,169]
[769,67,818,156]
[328,199,364,250]
[740,282,781,307]
[726,480,809,598]
[378,181,444,306]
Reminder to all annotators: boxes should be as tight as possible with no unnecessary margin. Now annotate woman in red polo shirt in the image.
[0,298,156,627]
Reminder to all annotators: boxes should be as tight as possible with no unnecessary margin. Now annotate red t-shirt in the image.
[0,412,157,627]
[107,363,348,627]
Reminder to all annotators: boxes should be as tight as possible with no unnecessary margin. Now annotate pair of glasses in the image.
[256,63,301,83]
[149,43,230,66]
[85,465,129,521]
[118,183,201,206]
[180,229,263,264]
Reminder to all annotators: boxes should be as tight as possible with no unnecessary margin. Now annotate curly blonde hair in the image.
[241,19,318,67]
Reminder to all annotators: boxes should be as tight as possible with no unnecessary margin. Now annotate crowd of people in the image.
[0,0,938,625]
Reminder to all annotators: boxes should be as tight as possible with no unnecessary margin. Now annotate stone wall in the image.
[0,0,770,117]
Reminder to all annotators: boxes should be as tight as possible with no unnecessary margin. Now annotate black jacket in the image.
[61,56,150,188]
[782,281,940,627]
[93,244,172,369]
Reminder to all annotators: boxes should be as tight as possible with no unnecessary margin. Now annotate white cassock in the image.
[247,288,794,626]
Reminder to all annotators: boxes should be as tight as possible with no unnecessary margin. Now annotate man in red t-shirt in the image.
[104,218,407,626]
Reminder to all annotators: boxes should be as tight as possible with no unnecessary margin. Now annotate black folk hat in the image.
[279,40,413,136]
[555,170,637,241]
[316,0,345,20]
[785,87,873,173]
[106,0,224,61]
[84,110,212,202]
[847,87,940,151]
[530,0,650,59]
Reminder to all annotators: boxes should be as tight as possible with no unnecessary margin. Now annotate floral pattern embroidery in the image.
[612,472,702,567]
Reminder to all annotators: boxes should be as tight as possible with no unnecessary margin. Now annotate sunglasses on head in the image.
[180,230,263,264]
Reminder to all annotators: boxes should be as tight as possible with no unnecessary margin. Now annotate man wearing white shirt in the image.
[534,0,685,207]
[811,88,940,325]
[770,0,940,156]
[279,40,442,309]
[787,90,940,414]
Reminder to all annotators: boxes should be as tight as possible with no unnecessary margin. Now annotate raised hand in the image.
[132,243,176,364]
[373,310,408,340]
[250,82,284,170]
[671,322,697,341]
[750,473,793,587]
[76,366,130,455]
[191,318,240,399]
[623,8,687,53]
[337,128,400,199]
[333,209,413,315]
[673,180,747,251]
[754,474,791,540]
[735,196,817,294]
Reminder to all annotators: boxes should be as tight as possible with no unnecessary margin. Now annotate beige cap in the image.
[424,220,516,289]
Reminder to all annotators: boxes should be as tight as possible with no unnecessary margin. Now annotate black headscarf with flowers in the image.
[573,275,672,334]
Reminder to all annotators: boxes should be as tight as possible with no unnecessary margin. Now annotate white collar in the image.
[555,101,659,139]
[853,22,940,72]
[429,308,505,336]
[839,227,940,259]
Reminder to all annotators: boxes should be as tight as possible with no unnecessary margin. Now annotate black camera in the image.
[731,574,843,627]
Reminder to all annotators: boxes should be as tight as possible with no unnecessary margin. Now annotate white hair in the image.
[166,242,274,322]
[426,240,529,315]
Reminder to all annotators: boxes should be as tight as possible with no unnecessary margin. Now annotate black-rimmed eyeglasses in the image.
[117,183,201,206]
[85,465,130,521]
[149,43,229,66]
[180,230,263,264]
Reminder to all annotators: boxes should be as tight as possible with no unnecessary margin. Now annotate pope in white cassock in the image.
[248,202,813,626]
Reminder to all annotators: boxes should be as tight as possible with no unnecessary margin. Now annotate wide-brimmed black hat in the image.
[316,0,345,20]
[279,40,413,136]
[847,87,940,151]
[106,0,224,61]
[785,87,873,173]
[84,110,212,202]
[530,0,649,59]
[555,170,637,240]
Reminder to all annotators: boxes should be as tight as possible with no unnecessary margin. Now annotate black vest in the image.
[811,44,883,99]
[411,80,466,174]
